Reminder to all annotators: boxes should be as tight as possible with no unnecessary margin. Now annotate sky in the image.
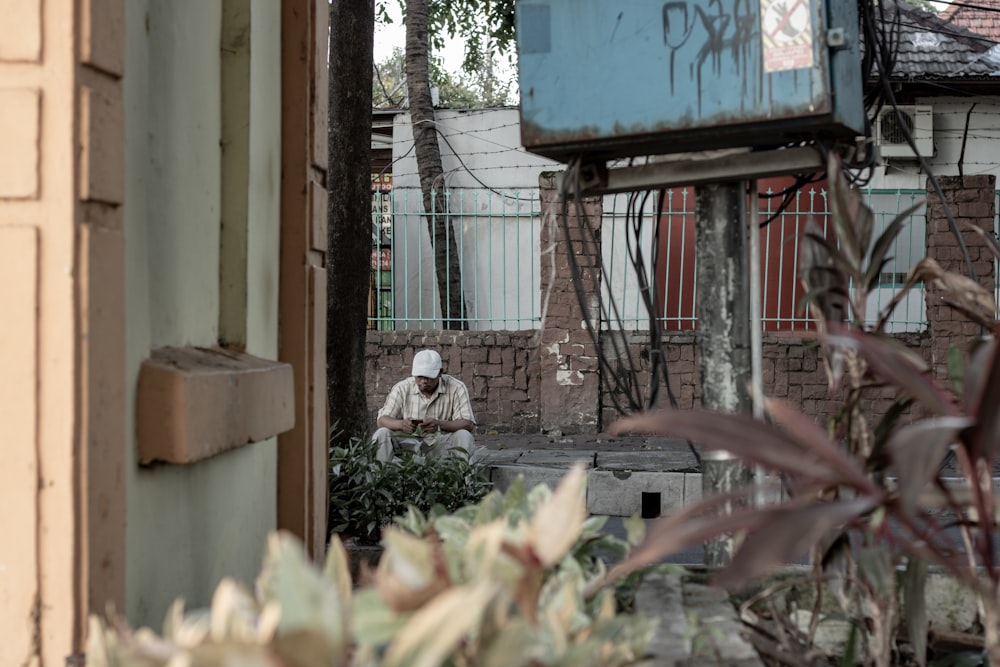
[373,3,467,72]
[372,3,518,102]
[374,0,953,68]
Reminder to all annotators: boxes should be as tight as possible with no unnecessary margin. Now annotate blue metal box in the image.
[517,0,864,161]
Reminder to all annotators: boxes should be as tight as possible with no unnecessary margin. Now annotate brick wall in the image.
[364,329,541,433]
[596,331,930,431]
[364,176,989,435]
[925,175,996,381]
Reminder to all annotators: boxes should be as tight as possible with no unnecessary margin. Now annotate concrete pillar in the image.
[695,182,753,567]
[538,175,603,434]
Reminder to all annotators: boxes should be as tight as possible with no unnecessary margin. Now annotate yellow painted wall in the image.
[123,0,281,626]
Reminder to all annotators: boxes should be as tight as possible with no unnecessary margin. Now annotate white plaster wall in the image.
[390,108,559,329]
[123,0,278,628]
[392,102,1000,203]
[866,98,1000,189]
[391,108,556,190]
[389,109,687,330]
[389,102,999,331]
[862,99,1000,329]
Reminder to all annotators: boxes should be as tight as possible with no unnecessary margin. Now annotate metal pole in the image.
[695,181,753,568]
[748,184,767,507]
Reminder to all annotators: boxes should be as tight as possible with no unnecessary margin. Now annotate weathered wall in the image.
[365,328,931,434]
[866,98,1000,190]
[366,330,541,433]
[124,0,280,628]
[597,330,931,432]
[365,173,993,435]
[925,174,997,381]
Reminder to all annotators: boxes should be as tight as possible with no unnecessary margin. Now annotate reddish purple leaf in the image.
[962,338,994,414]
[713,497,876,590]
[763,396,875,493]
[823,328,957,417]
[610,410,841,483]
[597,488,768,589]
[887,416,971,515]
[966,328,1000,462]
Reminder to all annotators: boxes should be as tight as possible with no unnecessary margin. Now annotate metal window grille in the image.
[369,186,932,332]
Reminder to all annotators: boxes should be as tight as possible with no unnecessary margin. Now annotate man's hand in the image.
[418,417,475,434]
[376,415,426,434]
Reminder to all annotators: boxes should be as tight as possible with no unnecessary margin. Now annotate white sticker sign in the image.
[761,0,814,72]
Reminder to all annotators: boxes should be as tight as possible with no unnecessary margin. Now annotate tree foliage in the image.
[376,0,518,329]
[908,0,939,13]
[426,0,516,74]
[377,0,516,76]
[373,47,514,109]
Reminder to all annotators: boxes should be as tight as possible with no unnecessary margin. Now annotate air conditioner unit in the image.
[875,105,933,159]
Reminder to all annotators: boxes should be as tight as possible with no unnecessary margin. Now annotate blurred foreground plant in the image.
[89,465,661,666]
[600,154,1000,666]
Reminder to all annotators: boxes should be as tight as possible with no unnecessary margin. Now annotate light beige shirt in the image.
[377,374,477,427]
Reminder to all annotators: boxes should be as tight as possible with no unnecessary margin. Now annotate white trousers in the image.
[372,427,475,463]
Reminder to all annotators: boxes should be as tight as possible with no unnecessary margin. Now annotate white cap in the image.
[411,349,442,378]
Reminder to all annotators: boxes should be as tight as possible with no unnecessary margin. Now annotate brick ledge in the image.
[136,346,294,465]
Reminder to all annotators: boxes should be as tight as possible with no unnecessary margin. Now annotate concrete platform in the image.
[476,435,767,664]
[478,434,993,518]
[478,434,705,517]
[635,572,765,666]
[473,434,993,665]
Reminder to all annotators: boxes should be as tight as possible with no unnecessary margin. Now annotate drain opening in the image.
[641,492,661,519]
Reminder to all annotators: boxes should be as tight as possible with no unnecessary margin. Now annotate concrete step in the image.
[478,443,999,518]
[479,438,722,517]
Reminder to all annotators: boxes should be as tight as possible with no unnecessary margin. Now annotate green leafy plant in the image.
[328,431,493,545]
[88,466,661,667]
[599,153,1000,666]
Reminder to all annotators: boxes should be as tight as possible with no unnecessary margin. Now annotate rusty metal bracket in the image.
[556,142,861,196]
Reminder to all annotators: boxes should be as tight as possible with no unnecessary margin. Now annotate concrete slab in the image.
[490,464,568,493]
[477,434,695,452]
[681,581,764,665]
[634,573,764,666]
[633,573,691,665]
[475,449,523,466]
[596,450,699,473]
[516,449,595,468]
[684,474,703,505]
[587,470,688,516]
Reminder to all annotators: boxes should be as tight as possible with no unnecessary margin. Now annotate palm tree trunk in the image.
[405,0,467,329]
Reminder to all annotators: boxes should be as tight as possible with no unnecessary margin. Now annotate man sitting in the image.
[372,349,476,462]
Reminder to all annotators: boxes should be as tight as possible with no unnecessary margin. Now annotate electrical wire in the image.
[936,0,1000,15]
[383,0,986,341]
[558,157,640,415]
[866,0,979,284]
[756,171,826,228]
[534,0,993,461]
[553,158,700,460]
[432,124,534,200]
